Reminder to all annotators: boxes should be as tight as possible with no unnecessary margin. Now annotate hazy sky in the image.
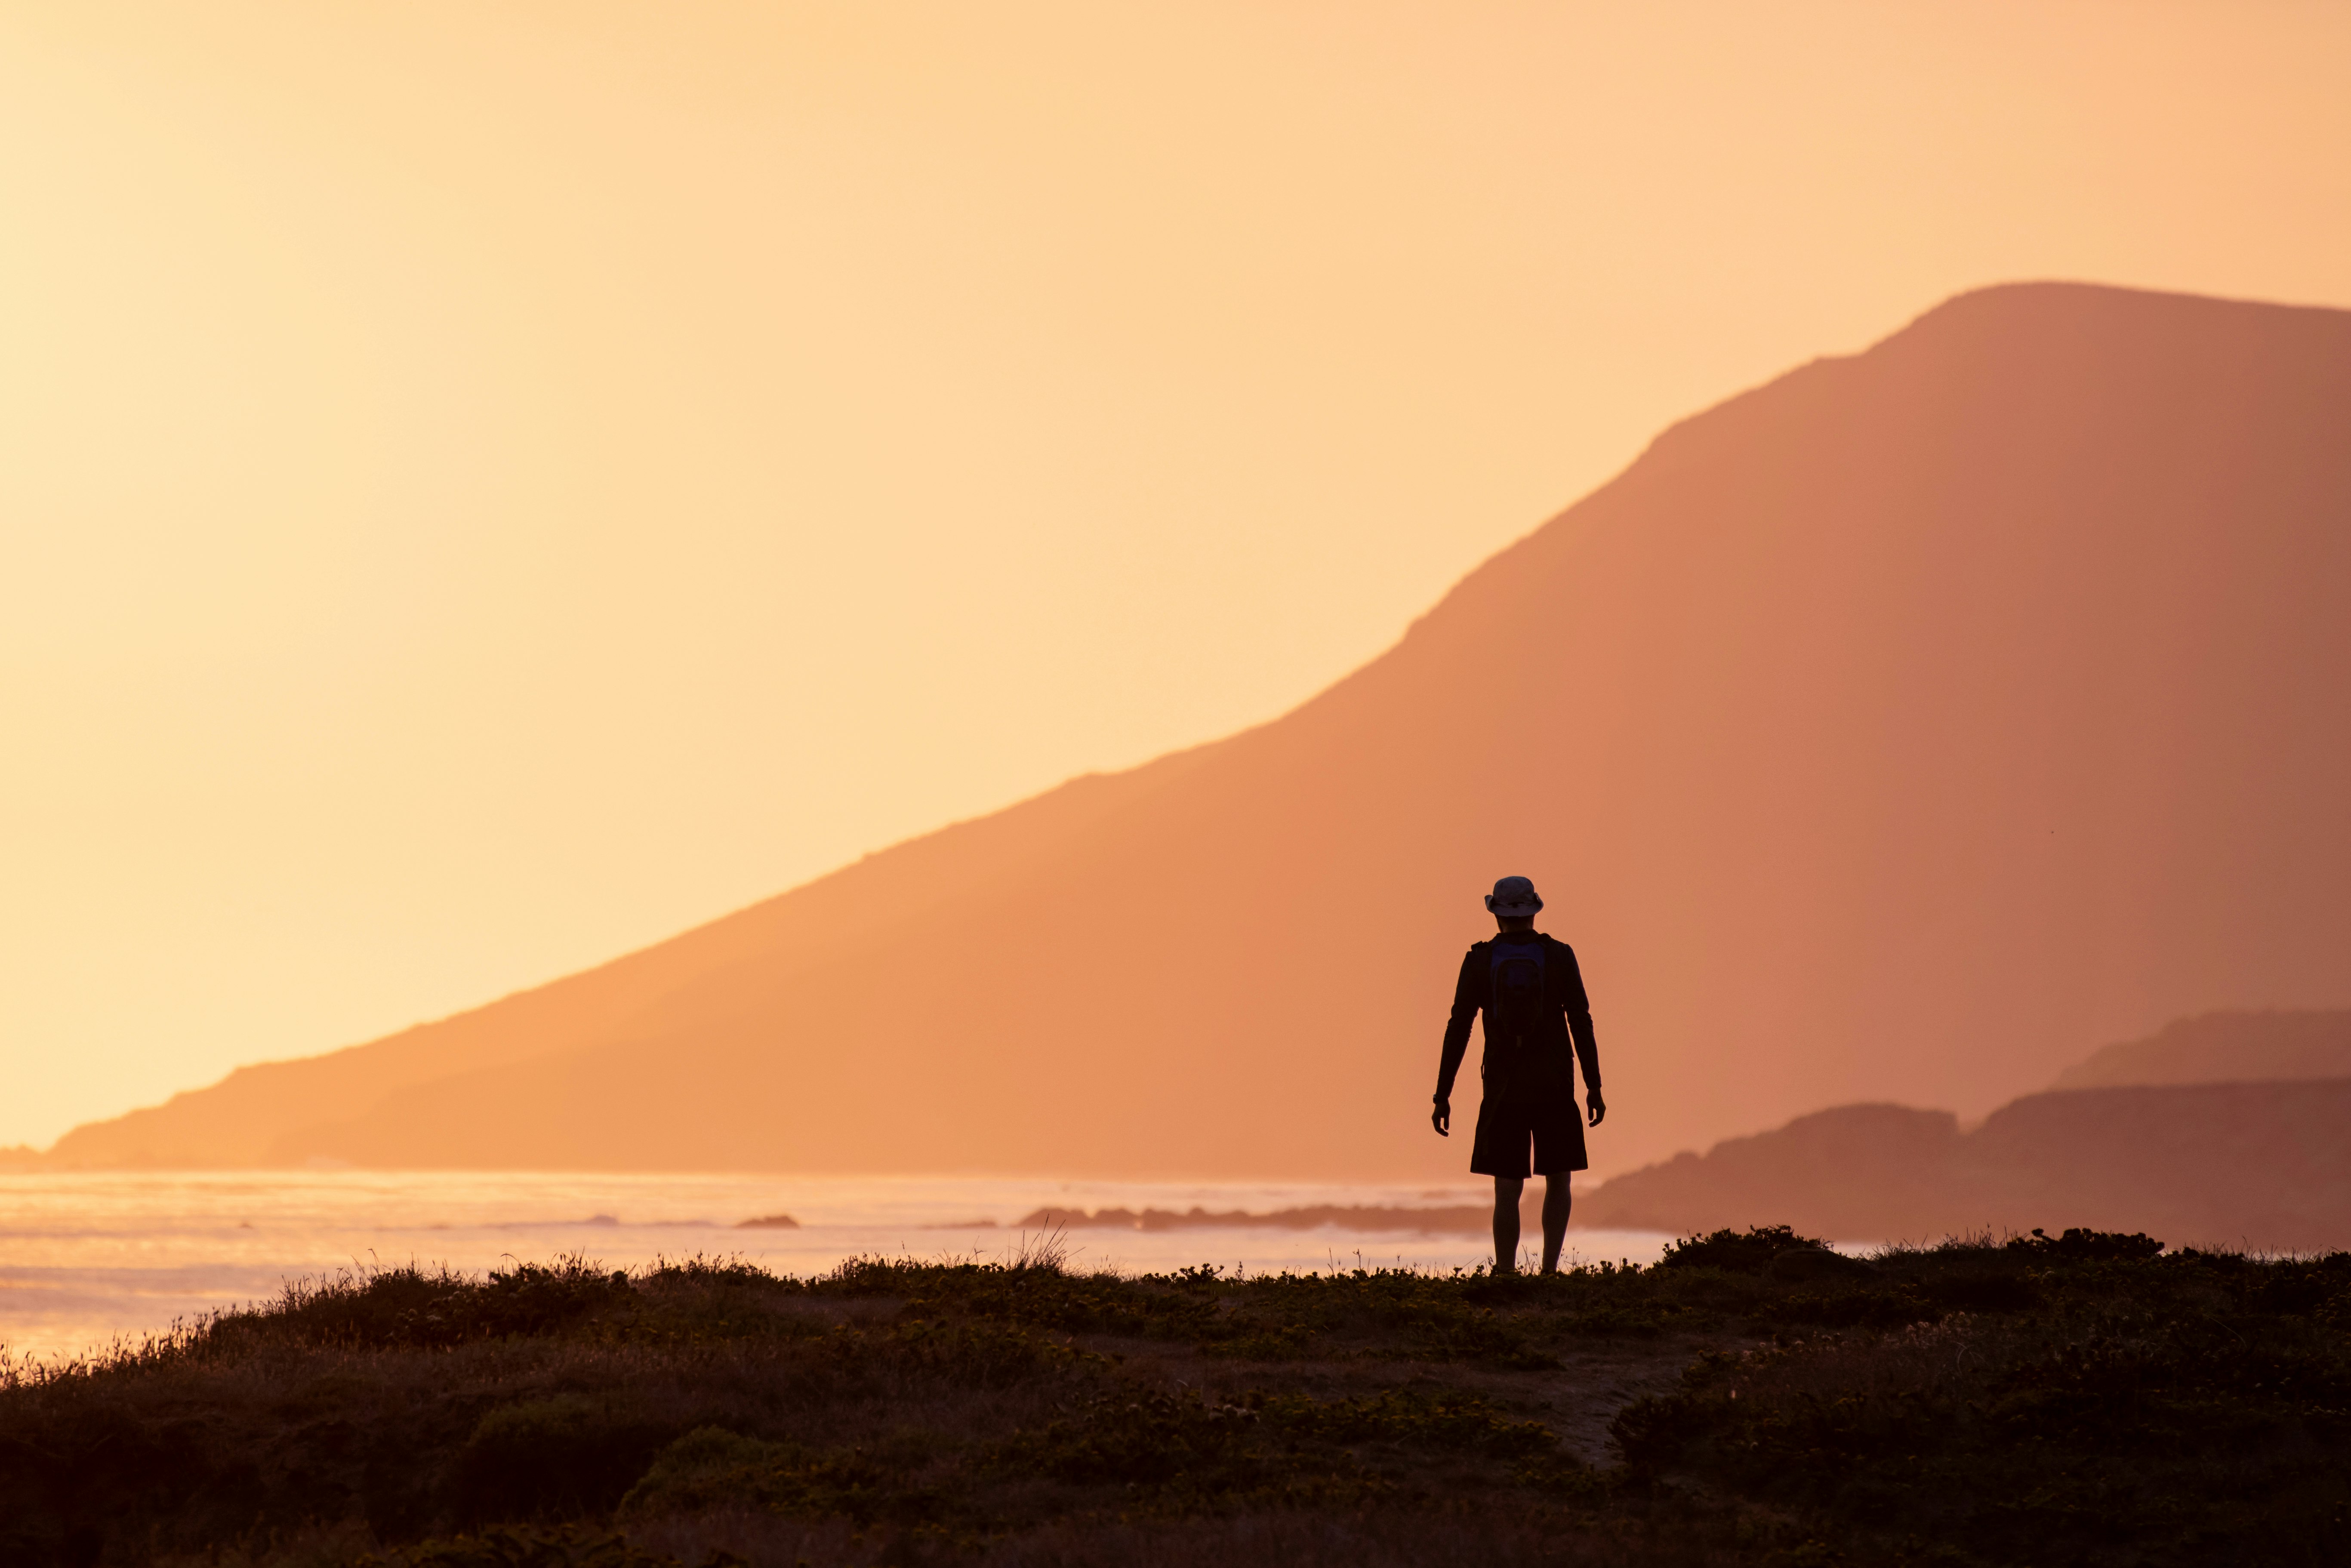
[4,1,2348,1148]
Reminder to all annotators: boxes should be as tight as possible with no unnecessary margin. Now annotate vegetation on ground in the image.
[2,1226,2345,1566]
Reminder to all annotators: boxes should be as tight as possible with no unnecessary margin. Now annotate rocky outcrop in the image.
[1577,1080,2351,1251]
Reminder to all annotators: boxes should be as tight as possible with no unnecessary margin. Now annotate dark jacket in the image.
[1434,933,1601,1104]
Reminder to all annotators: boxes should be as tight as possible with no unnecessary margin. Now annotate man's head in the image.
[1485,875,1542,932]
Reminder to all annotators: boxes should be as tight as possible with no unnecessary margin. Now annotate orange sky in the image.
[4,2,2349,1150]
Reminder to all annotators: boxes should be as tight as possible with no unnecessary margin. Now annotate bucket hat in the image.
[1484,875,1543,917]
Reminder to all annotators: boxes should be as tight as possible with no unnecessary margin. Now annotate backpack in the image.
[1487,937,1550,1055]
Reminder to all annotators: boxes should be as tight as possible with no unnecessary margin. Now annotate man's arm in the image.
[1557,941,1606,1126]
[1570,1008,1605,1125]
[1432,949,1480,1136]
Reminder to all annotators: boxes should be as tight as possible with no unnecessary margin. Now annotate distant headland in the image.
[21,284,2351,1211]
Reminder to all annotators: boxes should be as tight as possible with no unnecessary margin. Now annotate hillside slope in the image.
[2051,1009,2351,1091]
[1575,1078,2351,1251]
[49,282,2351,1179]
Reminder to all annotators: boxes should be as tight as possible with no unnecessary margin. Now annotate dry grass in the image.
[4,1233,2345,1566]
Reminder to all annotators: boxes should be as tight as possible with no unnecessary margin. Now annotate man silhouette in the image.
[1432,875,1605,1275]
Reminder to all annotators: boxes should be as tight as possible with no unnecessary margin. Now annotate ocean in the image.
[0,1171,1679,1363]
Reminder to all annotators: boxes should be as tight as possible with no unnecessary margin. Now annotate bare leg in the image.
[1491,1176,1524,1273]
[1540,1174,1571,1274]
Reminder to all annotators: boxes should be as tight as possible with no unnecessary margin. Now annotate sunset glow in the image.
[6,2,2350,1148]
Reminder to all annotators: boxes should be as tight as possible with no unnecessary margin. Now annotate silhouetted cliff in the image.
[1577,1080,2351,1250]
[43,282,2351,1178]
[2052,1008,2351,1090]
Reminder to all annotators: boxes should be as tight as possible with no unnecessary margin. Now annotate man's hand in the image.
[1431,1097,1451,1137]
[1586,1091,1606,1127]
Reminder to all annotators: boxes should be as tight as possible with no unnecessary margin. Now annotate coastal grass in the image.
[1,1229,2345,1566]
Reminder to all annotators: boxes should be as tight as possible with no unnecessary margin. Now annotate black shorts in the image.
[1470,1088,1587,1178]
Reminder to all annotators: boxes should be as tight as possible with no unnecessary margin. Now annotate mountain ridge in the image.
[1576,1078,2351,1251]
[46,280,2351,1179]
[2051,1008,2351,1091]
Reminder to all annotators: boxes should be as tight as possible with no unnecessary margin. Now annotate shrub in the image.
[214,1259,637,1352]
[833,1316,1093,1387]
[1609,1279,2351,1566]
[449,1397,675,1522]
[621,1426,938,1529]
[815,1257,1220,1340]
[1658,1226,1829,1274]
[996,1389,1268,1492]
[2002,1226,2164,1261]
[1206,1269,1554,1367]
